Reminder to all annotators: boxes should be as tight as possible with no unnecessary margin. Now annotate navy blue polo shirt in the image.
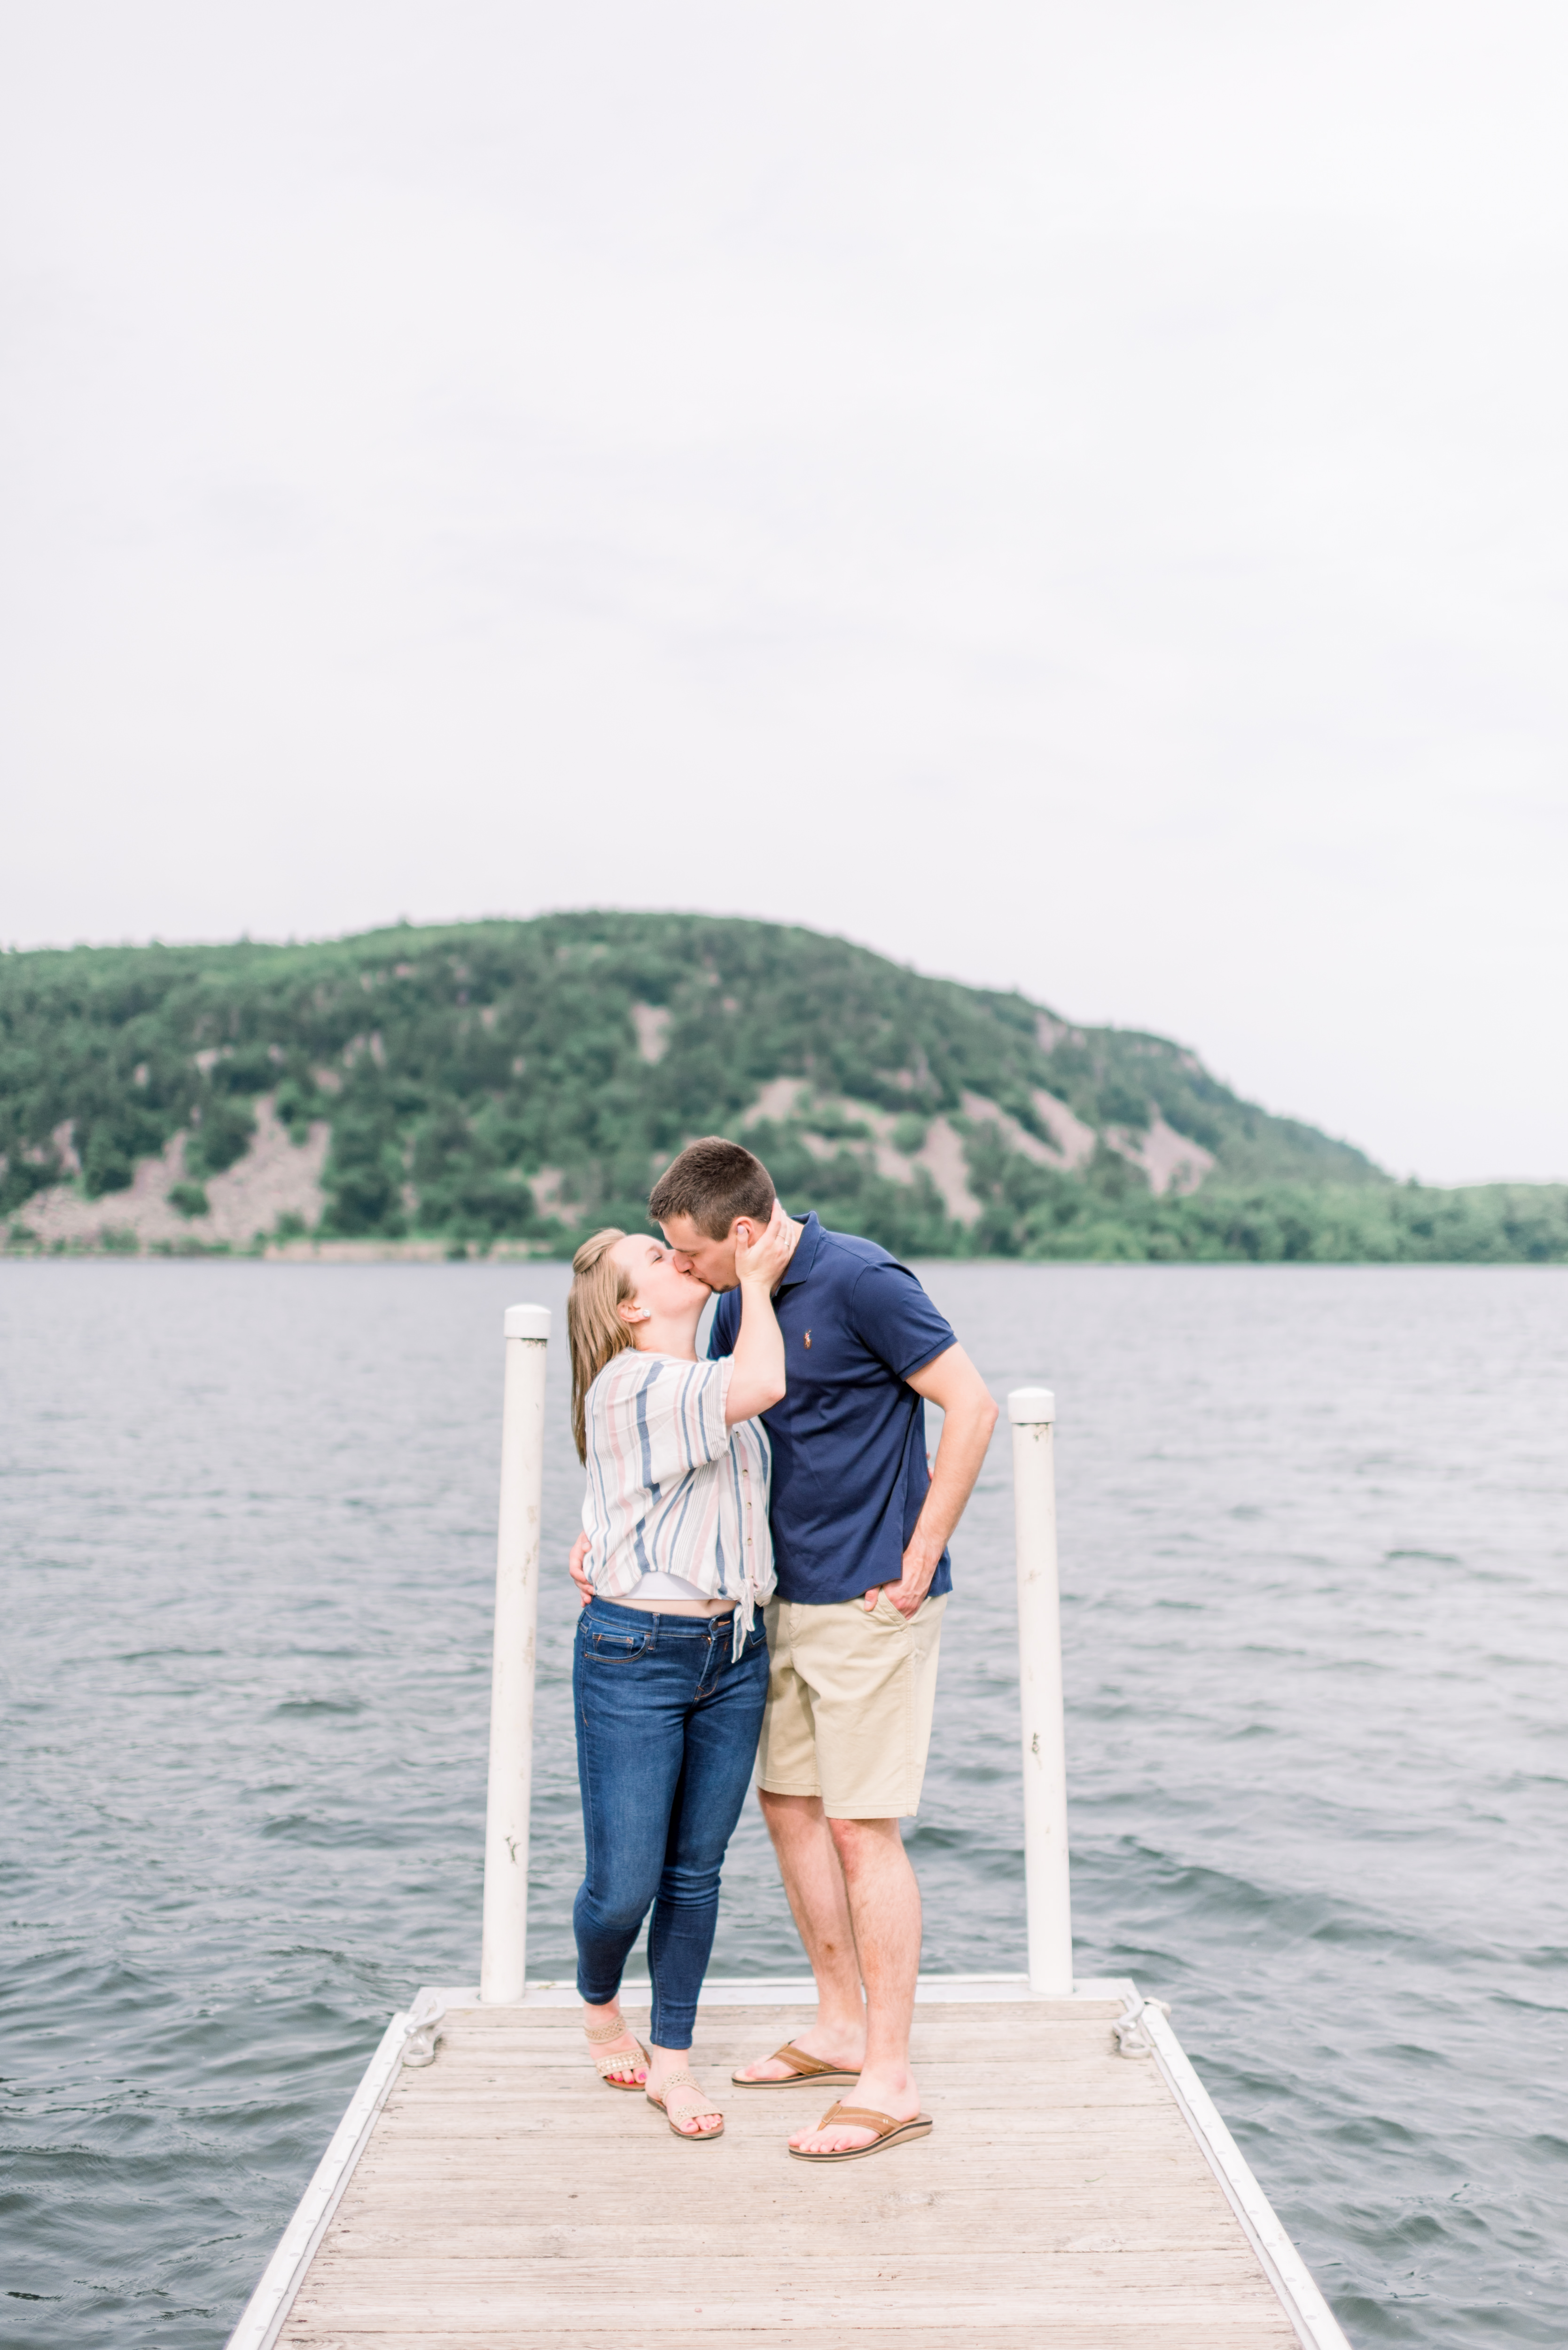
[707,1213,958,1607]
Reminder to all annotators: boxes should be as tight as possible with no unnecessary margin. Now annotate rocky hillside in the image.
[5,913,1562,1261]
[0,912,1373,1253]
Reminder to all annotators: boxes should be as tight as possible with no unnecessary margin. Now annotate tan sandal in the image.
[584,2017,648,2091]
[787,2100,933,2162]
[731,2040,859,2089]
[647,2068,725,2140]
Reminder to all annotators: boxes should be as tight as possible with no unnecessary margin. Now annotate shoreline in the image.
[0,1235,554,1263]
[4,1238,1564,1269]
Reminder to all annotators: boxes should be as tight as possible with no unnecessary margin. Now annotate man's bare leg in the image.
[789,1816,921,2153]
[733,1790,868,2081]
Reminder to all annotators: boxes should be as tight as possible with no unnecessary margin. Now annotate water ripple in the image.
[2,1259,1566,2345]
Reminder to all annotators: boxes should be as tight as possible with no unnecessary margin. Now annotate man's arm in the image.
[867,1343,999,1618]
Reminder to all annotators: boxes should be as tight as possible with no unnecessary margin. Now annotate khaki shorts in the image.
[757,1590,950,1820]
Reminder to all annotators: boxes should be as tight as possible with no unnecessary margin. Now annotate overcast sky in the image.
[3,2,1565,1183]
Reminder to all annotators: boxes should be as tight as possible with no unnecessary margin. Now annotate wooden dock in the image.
[225,1328,1352,2350]
[233,1976,1349,2350]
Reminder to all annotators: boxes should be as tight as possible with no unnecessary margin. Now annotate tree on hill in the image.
[6,914,1560,1262]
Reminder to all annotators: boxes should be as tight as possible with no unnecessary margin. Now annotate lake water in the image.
[2,1260,1565,2347]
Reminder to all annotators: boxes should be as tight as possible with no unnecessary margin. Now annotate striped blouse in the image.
[580,1349,775,1653]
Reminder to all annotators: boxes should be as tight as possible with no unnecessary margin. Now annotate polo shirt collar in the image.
[777,1210,823,1292]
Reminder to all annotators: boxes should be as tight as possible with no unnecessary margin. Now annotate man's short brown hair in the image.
[648,1136,776,1239]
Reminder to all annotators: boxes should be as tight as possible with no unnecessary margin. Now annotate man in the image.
[614,1133,997,2159]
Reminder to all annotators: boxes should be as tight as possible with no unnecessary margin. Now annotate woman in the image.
[566,1201,792,2141]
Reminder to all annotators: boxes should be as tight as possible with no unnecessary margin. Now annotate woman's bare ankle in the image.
[645,2041,693,2075]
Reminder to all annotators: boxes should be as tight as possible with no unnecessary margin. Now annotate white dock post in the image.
[1009,1386,1073,1995]
[479,1303,551,2005]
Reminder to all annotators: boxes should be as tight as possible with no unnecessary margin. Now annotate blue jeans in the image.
[573,1598,769,2050]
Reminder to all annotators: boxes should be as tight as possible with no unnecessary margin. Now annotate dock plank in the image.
[275,2001,1299,2348]
[287,2334,1289,2349]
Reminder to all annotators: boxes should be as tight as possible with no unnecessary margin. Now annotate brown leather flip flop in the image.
[731,2041,859,2089]
[787,2101,935,2161]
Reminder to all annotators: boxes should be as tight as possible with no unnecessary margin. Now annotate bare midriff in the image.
[615,1589,736,1618]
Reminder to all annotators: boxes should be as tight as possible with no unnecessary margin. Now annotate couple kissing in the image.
[564,1135,998,2158]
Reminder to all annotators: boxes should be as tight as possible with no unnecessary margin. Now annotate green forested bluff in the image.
[1,915,1563,1263]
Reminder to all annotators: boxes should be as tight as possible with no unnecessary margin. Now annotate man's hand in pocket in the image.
[862,1543,938,1619]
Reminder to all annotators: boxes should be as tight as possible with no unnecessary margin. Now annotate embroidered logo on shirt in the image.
[803,1330,811,1348]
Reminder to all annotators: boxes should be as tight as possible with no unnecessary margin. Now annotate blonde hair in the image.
[567,1228,636,1463]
